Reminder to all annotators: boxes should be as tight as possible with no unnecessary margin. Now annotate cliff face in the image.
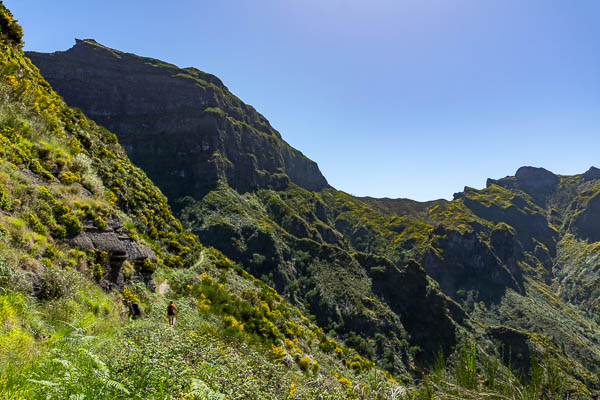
[27,39,329,205]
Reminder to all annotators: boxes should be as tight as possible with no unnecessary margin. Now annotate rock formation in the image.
[27,40,329,206]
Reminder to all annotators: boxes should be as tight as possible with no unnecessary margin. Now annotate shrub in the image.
[298,356,311,371]
[338,376,352,387]
[0,4,24,46]
[25,213,46,235]
[71,153,93,173]
[122,286,141,304]
[0,258,12,286]
[29,159,54,181]
[81,172,104,195]
[311,360,320,373]
[272,344,285,358]
[42,243,56,259]
[58,171,79,185]
[223,315,244,336]
[197,293,211,311]
[215,255,233,269]
[105,190,117,205]
[57,211,83,236]
[121,260,134,279]
[34,142,52,159]
[94,216,107,230]
[142,257,156,272]
[36,266,74,300]
[0,183,11,210]
[50,223,67,239]
[93,264,103,281]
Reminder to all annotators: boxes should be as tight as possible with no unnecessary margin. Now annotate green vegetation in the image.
[0,13,199,271]
[0,2,22,47]
[5,2,600,396]
[0,248,404,399]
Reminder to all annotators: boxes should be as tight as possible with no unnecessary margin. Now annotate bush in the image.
[81,172,104,195]
[57,211,83,236]
[36,266,75,300]
[0,4,24,46]
[223,315,244,335]
[272,344,285,358]
[58,171,79,185]
[0,183,11,210]
[25,213,46,235]
[298,356,311,371]
[29,159,54,181]
[94,216,107,230]
[93,264,103,281]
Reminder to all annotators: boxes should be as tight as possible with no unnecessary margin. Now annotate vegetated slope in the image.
[0,5,407,399]
[28,38,600,397]
[28,39,480,374]
[0,7,199,298]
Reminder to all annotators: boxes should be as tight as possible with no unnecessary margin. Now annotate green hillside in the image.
[0,4,400,399]
[2,1,600,398]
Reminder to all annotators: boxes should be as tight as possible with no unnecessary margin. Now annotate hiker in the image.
[128,301,141,320]
[167,300,177,327]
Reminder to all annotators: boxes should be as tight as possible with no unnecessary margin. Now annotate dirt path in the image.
[157,280,170,295]
[157,250,205,295]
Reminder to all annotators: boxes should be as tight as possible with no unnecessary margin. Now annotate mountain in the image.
[27,36,600,398]
[27,39,328,206]
[28,39,472,373]
[0,5,408,399]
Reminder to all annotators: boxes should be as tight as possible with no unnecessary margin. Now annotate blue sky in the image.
[5,0,600,200]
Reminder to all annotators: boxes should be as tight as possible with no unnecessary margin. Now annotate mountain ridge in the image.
[0,7,414,399]
[25,36,600,396]
[27,39,329,204]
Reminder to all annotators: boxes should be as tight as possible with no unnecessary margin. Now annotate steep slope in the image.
[28,40,474,374]
[27,39,328,205]
[0,5,410,399]
[28,37,600,396]
[0,9,198,296]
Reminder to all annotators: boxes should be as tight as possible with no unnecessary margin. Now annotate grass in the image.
[0,248,403,399]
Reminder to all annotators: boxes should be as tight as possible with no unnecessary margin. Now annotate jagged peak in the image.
[514,166,558,186]
[69,38,123,59]
[485,166,558,192]
[582,166,600,182]
[75,38,99,45]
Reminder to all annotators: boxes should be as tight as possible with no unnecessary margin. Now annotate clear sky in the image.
[5,0,600,200]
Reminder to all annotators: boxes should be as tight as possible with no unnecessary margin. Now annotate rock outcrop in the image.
[582,166,600,182]
[487,166,559,204]
[567,191,600,243]
[69,218,156,289]
[514,166,559,189]
[27,40,329,206]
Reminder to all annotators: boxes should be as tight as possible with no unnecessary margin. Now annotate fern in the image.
[27,378,59,387]
[104,378,131,396]
[189,378,226,400]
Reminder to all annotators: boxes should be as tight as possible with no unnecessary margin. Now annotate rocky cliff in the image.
[27,40,329,206]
